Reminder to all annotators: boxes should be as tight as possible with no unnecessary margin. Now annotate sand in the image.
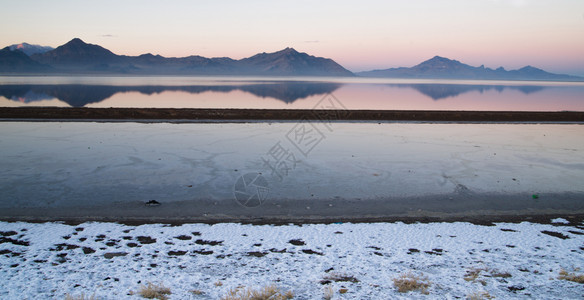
[1,107,584,122]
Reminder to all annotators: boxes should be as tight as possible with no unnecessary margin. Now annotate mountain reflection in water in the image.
[0,82,342,107]
[392,84,546,100]
[0,79,580,111]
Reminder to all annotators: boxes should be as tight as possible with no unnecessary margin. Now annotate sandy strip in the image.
[1,107,584,122]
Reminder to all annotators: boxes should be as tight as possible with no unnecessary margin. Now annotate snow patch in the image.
[1,221,584,299]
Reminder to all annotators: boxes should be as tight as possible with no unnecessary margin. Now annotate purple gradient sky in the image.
[1,0,583,75]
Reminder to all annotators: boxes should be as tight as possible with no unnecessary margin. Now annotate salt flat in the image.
[1,220,583,299]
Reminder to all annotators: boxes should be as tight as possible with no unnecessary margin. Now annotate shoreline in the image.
[1,107,584,122]
[2,191,584,225]
[1,121,582,225]
[2,213,584,227]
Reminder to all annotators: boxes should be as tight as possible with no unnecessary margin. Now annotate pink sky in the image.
[1,0,583,75]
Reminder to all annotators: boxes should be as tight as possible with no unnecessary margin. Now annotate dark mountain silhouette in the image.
[238,47,354,76]
[8,43,54,56]
[5,39,582,80]
[8,38,353,76]
[0,47,53,73]
[358,56,583,81]
[0,82,341,107]
[30,38,122,71]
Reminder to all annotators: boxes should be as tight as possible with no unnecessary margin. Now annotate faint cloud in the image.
[510,0,529,7]
[488,0,530,7]
[100,34,116,38]
[304,40,320,43]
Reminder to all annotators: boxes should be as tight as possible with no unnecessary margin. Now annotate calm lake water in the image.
[1,76,583,111]
[1,76,583,221]
[1,121,583,221]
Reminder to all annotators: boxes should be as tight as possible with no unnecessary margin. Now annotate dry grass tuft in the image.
[283,290,294,299]
[220,284,294,300]
[490,270,512,278]
[466,291,494,300]
[138,282,172,300]
[558,268,584,283]
[215,280,224,287]
[464,267,511,285]
[64,293,96,300]
[464,267,487,282]
[190,289,204,295]
[392,271,431,294]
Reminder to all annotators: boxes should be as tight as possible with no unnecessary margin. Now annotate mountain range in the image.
[357,56,581,81]
[2,38,352,76]
[0,38,582,81]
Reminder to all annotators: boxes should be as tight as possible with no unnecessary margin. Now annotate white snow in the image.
[1,221,583,299]
[551,218,571,224]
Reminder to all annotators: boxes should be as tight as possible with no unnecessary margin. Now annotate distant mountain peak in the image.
[280,47,298,53]
[261,47,301,57]
[430,55,449,60]
[138,53,162,58]
[66,38,87,45]
[56,38,110,53]
[419,56,461,66]
[58,38,111,53]
[8,42,53,56]
[239,47,353,76]
[30,38,118,67]
[410,56,468,74]
[357,56,582,81]
[59,38,88,49]
[255,47,298,56]
[14,42,30,49]
[518,65,541,72]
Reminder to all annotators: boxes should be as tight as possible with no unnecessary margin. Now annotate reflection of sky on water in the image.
[1,77,583,111]
[341,84,584,111]
[1,122,582,209]
[0,82,341,108]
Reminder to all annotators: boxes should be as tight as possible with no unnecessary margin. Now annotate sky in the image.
[1,0,583,75]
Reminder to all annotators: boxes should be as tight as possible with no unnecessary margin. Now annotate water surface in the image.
[1,121,582,221]
[1,76,583,111]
